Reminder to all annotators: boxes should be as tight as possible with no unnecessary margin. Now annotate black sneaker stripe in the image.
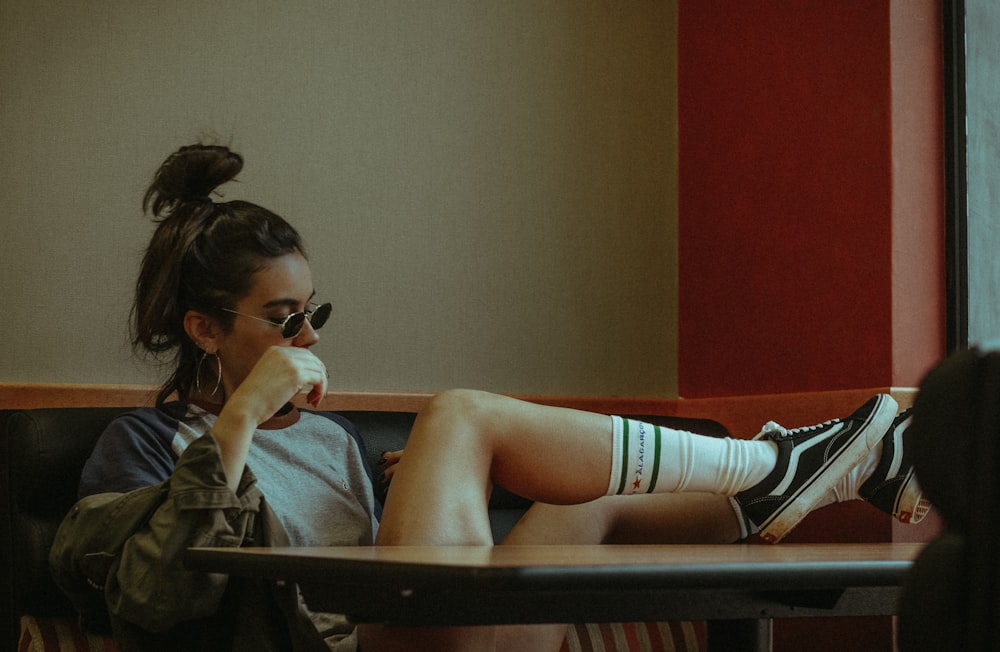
[761,421,875,526]
[758,397,883,530]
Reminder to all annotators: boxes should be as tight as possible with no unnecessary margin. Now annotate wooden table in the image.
[186,543,923,650]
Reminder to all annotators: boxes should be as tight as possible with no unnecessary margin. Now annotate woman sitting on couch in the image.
[54,143,928,652]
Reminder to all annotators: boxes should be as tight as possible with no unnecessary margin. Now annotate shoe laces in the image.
[755,418,842,440]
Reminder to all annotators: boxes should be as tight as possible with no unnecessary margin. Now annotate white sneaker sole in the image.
[894,469,931,524]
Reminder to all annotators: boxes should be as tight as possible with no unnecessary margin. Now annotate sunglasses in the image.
[220,302,333,339]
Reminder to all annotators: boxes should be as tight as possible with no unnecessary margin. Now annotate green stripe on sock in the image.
[616,419,630,495]
[646,425,662,493]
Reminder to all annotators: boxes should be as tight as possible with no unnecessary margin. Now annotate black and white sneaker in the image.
[735,394,898,543]
[859,408,931,524]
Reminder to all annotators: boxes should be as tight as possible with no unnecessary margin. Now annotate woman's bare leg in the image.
[361,390,614,651]
[368,390,738,651]
[503,493,742,546]
[376,389,615,546]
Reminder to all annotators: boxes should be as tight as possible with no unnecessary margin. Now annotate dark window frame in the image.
[944,0,968,352]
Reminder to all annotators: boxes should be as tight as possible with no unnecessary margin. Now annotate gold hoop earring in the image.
[196,350,222,398]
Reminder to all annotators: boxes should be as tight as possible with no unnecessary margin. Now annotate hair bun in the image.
[144,144,244,217]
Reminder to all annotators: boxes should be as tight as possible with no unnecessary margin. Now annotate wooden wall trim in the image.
[0,383,163,409]
[0,383,678,415]
[683,387,916,438]
[0,382,916,440]
[0,383,439,412]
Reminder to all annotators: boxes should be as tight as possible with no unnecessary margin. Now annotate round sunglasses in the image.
[220,302,332,339]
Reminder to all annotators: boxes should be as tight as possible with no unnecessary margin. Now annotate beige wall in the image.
[0,1,678,397]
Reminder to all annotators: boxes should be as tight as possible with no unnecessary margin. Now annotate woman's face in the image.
[214,251,320,396]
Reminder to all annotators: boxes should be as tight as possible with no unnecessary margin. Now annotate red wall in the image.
[677,1,944,399]
[676,2,945,649]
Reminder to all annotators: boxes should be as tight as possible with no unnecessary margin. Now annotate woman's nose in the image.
[293,318,320,347]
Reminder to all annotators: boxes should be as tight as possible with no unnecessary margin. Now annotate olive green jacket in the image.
[49,434,329,652]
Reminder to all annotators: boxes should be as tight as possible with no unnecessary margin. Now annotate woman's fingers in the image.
[306,372,327,407]
[379,450,404,482]
[297,349,328,407]
[233,347,329,418]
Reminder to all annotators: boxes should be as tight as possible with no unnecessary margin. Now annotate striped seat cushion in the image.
[18,617,118,652]
[561,621,704,652]
[20,615,703,651]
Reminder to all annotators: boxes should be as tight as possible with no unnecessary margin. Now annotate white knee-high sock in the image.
[606,416,778,496]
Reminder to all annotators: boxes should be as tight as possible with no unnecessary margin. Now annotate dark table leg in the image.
[708,618,772,651]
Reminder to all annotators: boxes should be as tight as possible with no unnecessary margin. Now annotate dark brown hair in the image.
[134,144,305,406]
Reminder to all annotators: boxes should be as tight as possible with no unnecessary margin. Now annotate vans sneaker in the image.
[735,394,898,543]
[859,408,931,524]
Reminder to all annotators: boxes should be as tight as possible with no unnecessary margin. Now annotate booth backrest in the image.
[0,405,727,650]
[1,407,135,648]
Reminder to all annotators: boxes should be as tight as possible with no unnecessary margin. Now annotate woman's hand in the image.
[379,450,404,484]
[211,346,328,490]
[228,346,329,424]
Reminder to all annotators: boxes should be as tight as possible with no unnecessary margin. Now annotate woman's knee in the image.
[418,389,505,433]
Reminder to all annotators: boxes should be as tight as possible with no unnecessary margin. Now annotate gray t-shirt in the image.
[80,402,380,650]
